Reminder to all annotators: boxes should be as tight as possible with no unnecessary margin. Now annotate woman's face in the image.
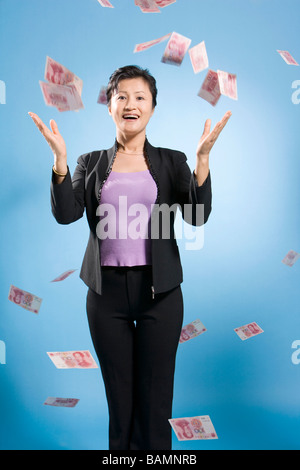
[108,77,155,138]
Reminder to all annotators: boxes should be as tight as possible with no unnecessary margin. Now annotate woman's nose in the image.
[124,99,136,110]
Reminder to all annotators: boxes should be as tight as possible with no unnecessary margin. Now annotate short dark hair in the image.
[106,65,157,108]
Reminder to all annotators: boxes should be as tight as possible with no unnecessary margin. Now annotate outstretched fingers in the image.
[210,111,232,141]
[28,112,56,145]
[199,118,212,145]
[29,112,49,135]
[203,118,211,135]
[49,119,61,136]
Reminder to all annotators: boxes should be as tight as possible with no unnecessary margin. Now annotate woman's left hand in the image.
[196,110,232,161]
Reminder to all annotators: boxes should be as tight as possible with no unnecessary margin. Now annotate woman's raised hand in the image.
[193,110,232,187]
[196,110,232,161]
[28,112,67,175]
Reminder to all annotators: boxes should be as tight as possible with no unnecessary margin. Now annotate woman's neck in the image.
[116,131,146,154]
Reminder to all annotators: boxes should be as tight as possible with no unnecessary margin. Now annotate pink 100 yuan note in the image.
[8,285,42,314]
[97,86,108,104]
[169,415,218,441]
[39,81,84,112]
[198,69,238,106]
[136,0,160,13]
[50,270,77,282]
[188,41,209,74]
[161,32,192,66]
[179,319,206,343]
[282,250,300,267]
[134,33,171,53]
[44,397,80,407]
[234,322,264,341]
[277,50,299,66]
[47,350,98,369]
[97,0,114,7]
[44,56,83,96]
[217,70,238,100]
[198,69,221,106]
[154,0,176,7]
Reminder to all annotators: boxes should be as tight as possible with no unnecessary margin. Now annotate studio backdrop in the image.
[0,0,300,450]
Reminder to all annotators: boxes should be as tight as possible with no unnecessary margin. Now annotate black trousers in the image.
[86,265,184,450]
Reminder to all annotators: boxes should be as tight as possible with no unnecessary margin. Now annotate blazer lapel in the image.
[94,140,118,202]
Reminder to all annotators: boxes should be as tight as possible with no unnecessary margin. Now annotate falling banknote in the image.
[161,32,192,66]
[134,33,171,53]
[282,250,300,267]
[8,285,42,314]
[169,415,218,441]
[43,397,80,407]
[217,70,238,100]
[234,322,264,341]
[40,56,84,112]
[188,41,209,74]
[97,0,114,7]
[47,350,98,369]
[97,86,108,105]
[179,319,207,344]
[135,0,160,13]
[198,69,221,106]
[135,0,176,12]
[44,56,83,95]
[50,269,77,282]
[154,0,176,7]
[198,69,237,106]
[277,50,299,66]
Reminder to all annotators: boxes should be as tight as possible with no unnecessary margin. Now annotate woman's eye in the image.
[118,96,126,100]
[137,96,144,100]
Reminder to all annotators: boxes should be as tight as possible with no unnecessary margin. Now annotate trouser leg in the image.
[86,269,135,450]
[126,269,184,450]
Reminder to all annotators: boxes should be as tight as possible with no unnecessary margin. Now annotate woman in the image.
[29,65,231,450]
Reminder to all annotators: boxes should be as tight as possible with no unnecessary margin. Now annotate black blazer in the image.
[50,138,212,297]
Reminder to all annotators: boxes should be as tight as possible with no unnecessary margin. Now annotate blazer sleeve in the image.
[175,152,212,226]
[50,154,88,225]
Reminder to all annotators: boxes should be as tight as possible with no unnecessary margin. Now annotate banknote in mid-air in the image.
[135,0,160,12]
[50,269,77,282]
[161,32,191,66]
[40,56,84,112]
[154,0,176,7]
[44,397,80,407]
[44,56,83,96]
[234,322,264,341]
[188,41,209,74]
[277,50,299,66]
[198,69,237,106]
[282,250,300,267]
[179,319,206,343]
[97,0,114,7]
[8,285,42,314]
[217,70,238,100]
[134,33,171,53]
[47,350,98,369]
[97,86,108,104]
[169,415,218,441]
[39,82,83,112]
[198,69,221,106]
[136,0,176,11]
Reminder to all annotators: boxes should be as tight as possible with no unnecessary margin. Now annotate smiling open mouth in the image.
[123,114,139,120]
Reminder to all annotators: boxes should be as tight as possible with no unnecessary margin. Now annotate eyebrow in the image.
[117,90,146,94]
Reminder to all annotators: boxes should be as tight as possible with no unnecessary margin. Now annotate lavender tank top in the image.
[98,170,157,266]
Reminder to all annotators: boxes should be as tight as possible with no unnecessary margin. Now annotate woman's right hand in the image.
[28,112,67,175]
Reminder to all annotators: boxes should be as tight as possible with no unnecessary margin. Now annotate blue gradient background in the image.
[1,0,300,450]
